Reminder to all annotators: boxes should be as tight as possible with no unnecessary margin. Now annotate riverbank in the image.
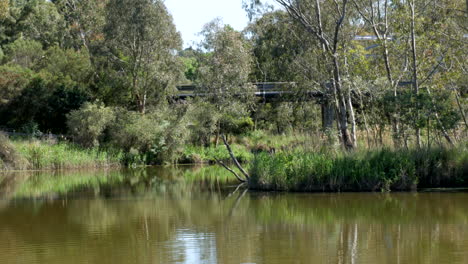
[249,145,468,192]
[2,132,468,193]
[0,134,122,170]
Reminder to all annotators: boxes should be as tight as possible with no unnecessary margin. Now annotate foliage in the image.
[186,99,220,146]
[11,139,122,170]
[108,109,168,159]
[250,145,468,192]
[21,0,66,48]
[196,19,256,138]
[67,102,115,148]
[2,38,43,67]
[246,10,303,82]
[0,64,33,105]
[104,0,183,113]
[35,46,92,85]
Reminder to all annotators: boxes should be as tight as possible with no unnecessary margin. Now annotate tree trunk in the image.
[347,88,357,148]
[332,55,354,150]
[409,1,421,148]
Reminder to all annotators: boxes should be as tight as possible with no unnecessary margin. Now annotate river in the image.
[0,166,467,264]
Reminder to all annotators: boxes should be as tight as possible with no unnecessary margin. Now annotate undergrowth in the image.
[249,145,468,192]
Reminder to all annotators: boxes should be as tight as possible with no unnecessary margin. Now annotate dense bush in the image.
[67,102,115,148]
[186,99,220,146]
[108,109,169,163]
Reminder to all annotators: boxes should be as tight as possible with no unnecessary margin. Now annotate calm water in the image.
[0,167,467,264]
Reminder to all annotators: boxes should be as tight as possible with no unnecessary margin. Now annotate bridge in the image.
[176,81,414,101]
[176,82,322,101]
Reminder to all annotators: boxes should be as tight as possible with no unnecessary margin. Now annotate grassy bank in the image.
[178,131,309,164]
[180,144,253,164]
[1,134,122,170]
[249,145,468,192]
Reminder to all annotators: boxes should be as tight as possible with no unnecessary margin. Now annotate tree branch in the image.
[222,134,250,180]
[215,158,246,183]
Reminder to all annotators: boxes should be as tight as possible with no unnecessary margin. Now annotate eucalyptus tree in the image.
[0,0,36,46]
[351,0,411,147]
[51,0,106,51]
[104,0,183,113]
[246,10,304,83]
[197,20,256,142]
[392,0,463,146]
[246,10,328,133]
[21,0,67,48]
[249,0,358,149]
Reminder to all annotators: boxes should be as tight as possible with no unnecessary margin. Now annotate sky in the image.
[165,0,281,48]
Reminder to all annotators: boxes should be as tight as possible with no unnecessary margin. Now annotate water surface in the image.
[1,167,467,264]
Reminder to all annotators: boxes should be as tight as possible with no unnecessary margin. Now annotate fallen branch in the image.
[222,134,250,181]
[215,158,246,183]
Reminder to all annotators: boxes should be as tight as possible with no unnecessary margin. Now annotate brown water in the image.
[0,167,467,264]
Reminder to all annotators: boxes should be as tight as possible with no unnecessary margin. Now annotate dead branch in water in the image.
[215,158,246,183]
[221,134,250,181]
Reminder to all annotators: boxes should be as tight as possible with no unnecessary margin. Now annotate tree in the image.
[270,0,357,149]
[2,38,43,68]
[22,0,67,48]
[51,0,106,51]
[351,0,409,147]
[246,10,303,82]
[197,20,256,143]
[104,0,183,113]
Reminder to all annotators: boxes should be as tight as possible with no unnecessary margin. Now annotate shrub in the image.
[186,99,220,146]
[67,102,115,148]
[109,109,167,153]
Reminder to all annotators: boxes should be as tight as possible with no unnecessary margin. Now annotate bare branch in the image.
[215,158,246,183]
[222,134,250,180]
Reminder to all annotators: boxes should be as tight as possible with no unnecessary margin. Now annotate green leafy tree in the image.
[197,20,256,141]
[35,45,92,85]
[21,0,67,48]
[2,38,43,68]
[0,65,33,106]
[104,0,183,113]
[51,0,106,50]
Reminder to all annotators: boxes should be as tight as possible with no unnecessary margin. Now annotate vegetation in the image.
[250,144,468,192]
[0,132,28,170]
[0,0,466,191]
[1,135,121,170]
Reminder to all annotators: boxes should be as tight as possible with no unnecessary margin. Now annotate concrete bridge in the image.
[176,81,413,102]
[176,82,323,101]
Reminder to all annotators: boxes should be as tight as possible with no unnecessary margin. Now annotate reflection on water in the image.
[0,167,467,264]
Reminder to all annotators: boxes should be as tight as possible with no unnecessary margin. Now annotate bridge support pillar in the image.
[322,101,335,130]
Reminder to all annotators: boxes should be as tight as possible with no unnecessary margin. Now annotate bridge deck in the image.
[175,81,413,100]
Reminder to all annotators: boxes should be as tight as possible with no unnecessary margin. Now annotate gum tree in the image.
[104,0,182,113]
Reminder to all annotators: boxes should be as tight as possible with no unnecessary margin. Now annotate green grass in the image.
[180,143,253,164]
[2,139,123,170]
[249,144,468,192]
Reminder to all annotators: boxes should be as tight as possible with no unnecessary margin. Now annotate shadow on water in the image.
[0,166,467,264]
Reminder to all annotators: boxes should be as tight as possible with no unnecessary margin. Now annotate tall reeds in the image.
[249,145,468,192]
